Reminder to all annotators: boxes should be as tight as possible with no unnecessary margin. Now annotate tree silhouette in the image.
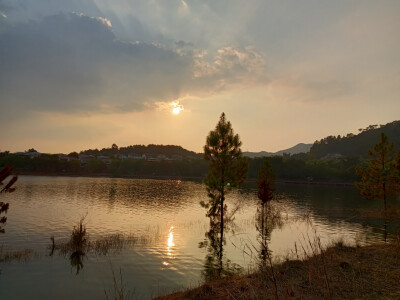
[257,158,275,241]
[201,112,247,242]
[355,133,400,211]
[0,166,18,233]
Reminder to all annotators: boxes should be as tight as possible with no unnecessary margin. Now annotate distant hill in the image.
[243,151,274,158]
[244,143,312,158]
[310,120,400,158]
[274,143,313,155]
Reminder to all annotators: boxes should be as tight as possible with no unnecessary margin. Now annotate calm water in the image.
[0,176,396,299]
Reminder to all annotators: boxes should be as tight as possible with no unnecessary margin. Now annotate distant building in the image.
[97,155,112,164]
[146,156,160,162]
[57,154,76,161]
[79,154,95,164]
[171,155,183,161]
[14,152,42,159]
[157,154,167,160]
[128,154,146,160]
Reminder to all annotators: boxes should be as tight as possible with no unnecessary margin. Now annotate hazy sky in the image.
[1,0,399,153]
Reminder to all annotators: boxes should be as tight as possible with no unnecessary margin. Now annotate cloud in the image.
[0,13,193,115]
[96,16,112,27]
[0,12,266,119]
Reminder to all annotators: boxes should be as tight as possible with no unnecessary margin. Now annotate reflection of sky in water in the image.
[0,176,397,299]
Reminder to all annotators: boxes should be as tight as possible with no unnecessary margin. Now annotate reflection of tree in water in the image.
[49,220,145,276]
[49,238,85,275]
[199,220,242,281]
[49,219,87,275]
[70,250,85,275]
[256,202,283,262]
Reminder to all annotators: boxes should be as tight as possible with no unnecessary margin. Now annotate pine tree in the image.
[201,113,248,239]
[355,133,400,211]
[258,159,275,205]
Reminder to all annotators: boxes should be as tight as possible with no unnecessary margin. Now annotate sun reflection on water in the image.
[162,225,175,268]
[167,225,175,255]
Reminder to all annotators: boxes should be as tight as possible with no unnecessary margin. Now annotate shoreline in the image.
[16,171,354,186]
[155,241,400,299]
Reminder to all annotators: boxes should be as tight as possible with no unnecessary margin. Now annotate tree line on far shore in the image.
[1,120,399,182]
[0,150,366,182]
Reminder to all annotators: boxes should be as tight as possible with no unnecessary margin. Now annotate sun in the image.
[171,102,184,115]
[172,106,181,115]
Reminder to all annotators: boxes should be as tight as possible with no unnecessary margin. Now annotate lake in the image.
[0,176,397,299]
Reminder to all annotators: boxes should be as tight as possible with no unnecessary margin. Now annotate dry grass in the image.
[104,267,134,300]
[155,239,400,300]
[50,232,147,257]
[0,246,36,263]
[49,217,152,257]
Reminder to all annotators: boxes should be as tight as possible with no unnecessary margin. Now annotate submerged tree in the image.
[201,113,248,240]
[355,133,400,212]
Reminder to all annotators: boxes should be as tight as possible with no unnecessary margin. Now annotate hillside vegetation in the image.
[310,121,400,158]
[1,120,399,183]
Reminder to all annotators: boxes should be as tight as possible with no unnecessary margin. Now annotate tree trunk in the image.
[383,182,387,211]
[382,155,387,212]
[219,179,225,276]
[261,202,265,240]
[220,181,224,243]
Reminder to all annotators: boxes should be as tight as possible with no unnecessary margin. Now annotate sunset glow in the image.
[172,103,184,115]
[0,1,398,154]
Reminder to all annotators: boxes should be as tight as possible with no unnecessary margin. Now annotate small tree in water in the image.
[201,113,248,238]
[257,158,275,239]
[356,132,400,212]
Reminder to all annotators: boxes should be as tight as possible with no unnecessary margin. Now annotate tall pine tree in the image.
[356,133,400,211]
[201,113,248,240]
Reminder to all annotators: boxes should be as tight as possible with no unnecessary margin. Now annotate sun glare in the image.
[172,107,181,115]
[167,225,175,257]
[171,102,184,115]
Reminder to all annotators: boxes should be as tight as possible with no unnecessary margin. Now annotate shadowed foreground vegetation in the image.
[156,240,400,300]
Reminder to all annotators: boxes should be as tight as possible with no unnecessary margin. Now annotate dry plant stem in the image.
[317,237,331,299]
[263,242,279,300]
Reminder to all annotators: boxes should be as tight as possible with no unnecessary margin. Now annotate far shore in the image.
[15,171,354,186]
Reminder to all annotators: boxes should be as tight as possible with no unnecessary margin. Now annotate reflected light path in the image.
[163,225,175,267]
[167,225,175,255]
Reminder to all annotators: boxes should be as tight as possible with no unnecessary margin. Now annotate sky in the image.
[1,0,399,154]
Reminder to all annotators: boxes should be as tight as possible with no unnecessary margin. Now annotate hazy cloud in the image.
[1,1,399,153]
[0,12,266,117]
[0,13,189,115]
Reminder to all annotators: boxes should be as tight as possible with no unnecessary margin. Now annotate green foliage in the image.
[355,133,400,211]
[202,113,248,220]
[257,159,275,204]
[68,152,79,159]
[85,159,107,174]
[80,144,200,159]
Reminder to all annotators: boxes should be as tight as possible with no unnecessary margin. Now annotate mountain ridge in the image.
[243,143,313,158]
